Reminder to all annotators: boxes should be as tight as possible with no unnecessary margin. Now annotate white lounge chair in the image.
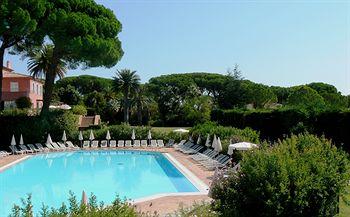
[141,140,148,148]
[150,140,158,148]
[157,140,164,148]
[35,143,50,152]
[101,140,108,149]
[19,145,34,154]
[125,140,132,147]
[117,140,124,147]
[83,140,90,149]
[27,144,41,153]
[66,141,79,150]
[109,140,116,148]
[91,140,99,148]
[134,140,141,147]
[9,146,25,155]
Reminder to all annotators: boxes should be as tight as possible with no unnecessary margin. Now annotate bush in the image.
[0,111,78,150]
[10,192,138,217]
[210,134,350,217]
[190,122,260,153]
[211,108,350,152]
[15,96,32,109]
[71,105,87,115]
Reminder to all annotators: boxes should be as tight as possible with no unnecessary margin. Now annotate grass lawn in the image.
[340,185,350,217]
[151,127,190,133]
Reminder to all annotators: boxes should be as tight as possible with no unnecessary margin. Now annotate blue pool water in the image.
[0,150,198,216]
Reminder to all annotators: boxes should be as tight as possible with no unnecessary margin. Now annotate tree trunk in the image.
[137,102,142,125]
[41,69,56,115]
[0,48,5,110]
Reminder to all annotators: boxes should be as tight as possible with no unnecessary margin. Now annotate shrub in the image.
[10,192,138,217]
[190,122,260,153]
[15,96,32,109]
[71,105,87,115]
[0,111,79,150]
[210,134,350,217]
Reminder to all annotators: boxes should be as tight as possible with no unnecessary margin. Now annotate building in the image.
[1,61,44,109]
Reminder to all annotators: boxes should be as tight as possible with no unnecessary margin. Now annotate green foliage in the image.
[10,192,138,217]
[190,122,260,153]
[71,105,87,116]
[210,134,350,217]
[0,110,78,149]
[57,84,82,105]
[15,96,32,109]
[287,86,326,111]
[171,202,218,217]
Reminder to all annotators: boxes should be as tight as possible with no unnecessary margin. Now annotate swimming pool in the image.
[0,150,205,216]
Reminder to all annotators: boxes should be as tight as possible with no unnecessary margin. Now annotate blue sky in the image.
[5,0,350,94]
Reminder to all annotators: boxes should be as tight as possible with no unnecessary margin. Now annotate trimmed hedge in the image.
[0,110,78,151]
[211,108,350,152]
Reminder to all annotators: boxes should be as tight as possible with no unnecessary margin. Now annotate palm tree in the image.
[113,69,140,123]
[133,85,151,125]
[27,44,67,114]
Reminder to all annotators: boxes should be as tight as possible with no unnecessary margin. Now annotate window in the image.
[10,82,19,92]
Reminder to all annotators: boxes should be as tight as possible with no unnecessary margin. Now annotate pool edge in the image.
[132,152,209,204]
[0,155,31,172]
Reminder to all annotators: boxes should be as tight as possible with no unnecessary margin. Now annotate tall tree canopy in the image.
[113,69,140,123]
[0,0,46,109]
[37,0,123,113]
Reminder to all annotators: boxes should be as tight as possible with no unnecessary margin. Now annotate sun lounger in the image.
[166,139,175,147]
[157,140,164,147]
[66,141,79,150]
[125,140,132,147]
[27,144,41,153]
[83,140,90,149]
[91,140,99,148]
[35,143,50,152]
[117,140,124,147]
[100,140,108,148]
[19,144,34,154]
[109,140,116,148]
[150,140,158,148]
[57,142,68,150]
[9,146,25,155]
[141,140,148,147]
[134,140,141,147]
[0,150,11,157]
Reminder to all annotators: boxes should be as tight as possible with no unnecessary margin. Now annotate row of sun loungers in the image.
[6,139,170,155]
[175,139,231,170]
[82,139,165,149]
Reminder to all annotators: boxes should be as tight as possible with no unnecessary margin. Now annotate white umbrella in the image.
[228,142,258,154]
[173,128,189,133]
[89,130,95,141]
[147,130,152,140]
[106,130,111,140]
[196,135,201,145]
[46,134,52,145]
[79,131,83,141]
[131,129,136,140]
[11,135,16,154]
[62,130,67,142]
[205,134,211,147]
[212,134,218,150]
[216,137,223,152]
[19,134,24,145]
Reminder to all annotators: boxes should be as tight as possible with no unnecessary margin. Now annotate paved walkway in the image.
[0,148,214,216]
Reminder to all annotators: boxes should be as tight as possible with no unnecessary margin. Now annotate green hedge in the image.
[211,108,350,152]
[190,122,260,153]
[0,110,78,150]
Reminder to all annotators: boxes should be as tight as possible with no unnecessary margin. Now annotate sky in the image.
[4,0,350,94]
